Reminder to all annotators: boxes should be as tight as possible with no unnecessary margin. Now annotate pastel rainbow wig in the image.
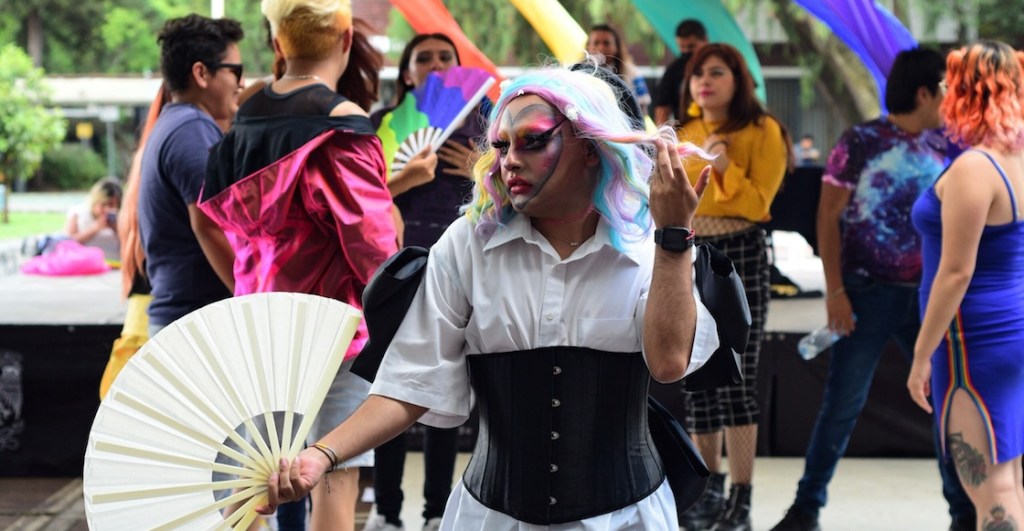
[262,0,352,61]
[942,40,1024,153]
[463,66,706,250]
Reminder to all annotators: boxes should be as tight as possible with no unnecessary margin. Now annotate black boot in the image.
[679,472,726,530]
[710,483,752,531]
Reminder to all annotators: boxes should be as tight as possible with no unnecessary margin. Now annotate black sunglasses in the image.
[204,62,244,83]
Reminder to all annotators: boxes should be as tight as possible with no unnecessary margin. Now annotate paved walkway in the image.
[1,456,952,530]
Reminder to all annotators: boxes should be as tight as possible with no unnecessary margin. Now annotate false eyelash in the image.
[491,140,510,154]
[523,132,554,144]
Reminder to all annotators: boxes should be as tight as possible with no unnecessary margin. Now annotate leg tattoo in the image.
[982,505,1017,531]
[948,433,988,487]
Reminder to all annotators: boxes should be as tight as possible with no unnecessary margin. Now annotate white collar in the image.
[482,213,645,265]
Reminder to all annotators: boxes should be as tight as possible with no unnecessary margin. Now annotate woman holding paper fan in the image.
[257,63,721,531]
[197,0,398,529]
[366,32,486,531]
[674,43,790,531]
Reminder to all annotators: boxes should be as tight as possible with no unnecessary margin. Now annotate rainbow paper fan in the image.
[377,66,495,176]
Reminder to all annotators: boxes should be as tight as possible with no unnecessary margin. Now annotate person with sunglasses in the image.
[198,0,398,529]
[137,13,243,338]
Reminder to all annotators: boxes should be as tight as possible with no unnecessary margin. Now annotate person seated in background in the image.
[793,134,821,167]
[64,177,122,261]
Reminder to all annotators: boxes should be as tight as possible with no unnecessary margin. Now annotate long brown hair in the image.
[393,33,461,106]
[119,84,171,299]
[336,18,382,112]
[680,43,791,166]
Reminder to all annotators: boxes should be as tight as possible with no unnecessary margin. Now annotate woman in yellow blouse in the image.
[675,43,789,531]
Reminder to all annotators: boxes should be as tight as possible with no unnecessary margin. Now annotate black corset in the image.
[463,347,664,524]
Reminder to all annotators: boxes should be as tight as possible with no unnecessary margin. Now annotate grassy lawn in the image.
[0,211,66,241]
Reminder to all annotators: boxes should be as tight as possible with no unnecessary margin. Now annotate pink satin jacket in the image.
[200,128,398,360]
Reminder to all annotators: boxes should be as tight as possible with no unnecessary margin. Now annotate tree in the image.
[0,0,274,76]
[755,0,881,124]
[389,0,667,67]
[0,44,65,222]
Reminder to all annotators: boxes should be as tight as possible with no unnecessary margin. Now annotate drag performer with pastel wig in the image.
[256,64,720,530]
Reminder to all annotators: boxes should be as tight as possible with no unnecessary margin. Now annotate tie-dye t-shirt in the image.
[824,117,947,283]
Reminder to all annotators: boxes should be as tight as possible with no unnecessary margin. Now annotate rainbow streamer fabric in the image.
[377,66,495,176]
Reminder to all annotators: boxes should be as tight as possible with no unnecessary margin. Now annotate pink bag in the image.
[21,240,110,276]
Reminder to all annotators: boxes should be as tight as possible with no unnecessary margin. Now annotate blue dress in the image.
[912,150,1024,464]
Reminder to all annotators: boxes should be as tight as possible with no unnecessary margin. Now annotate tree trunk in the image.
[769,0,879,124]
[26,9,43,67]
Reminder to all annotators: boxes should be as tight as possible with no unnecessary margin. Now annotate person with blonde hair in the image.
[64,177,122,261]
[198,1,397,530]
[909,40,1024,530]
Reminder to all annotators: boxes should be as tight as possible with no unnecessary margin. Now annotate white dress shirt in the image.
[370,213,719,530]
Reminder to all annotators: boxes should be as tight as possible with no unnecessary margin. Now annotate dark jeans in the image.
[374,426,459,525]
[793,274,973,522]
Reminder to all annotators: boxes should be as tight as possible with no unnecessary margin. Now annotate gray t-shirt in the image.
[138,103,230,326]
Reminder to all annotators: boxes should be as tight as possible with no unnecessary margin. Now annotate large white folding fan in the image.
[83,292,362,530]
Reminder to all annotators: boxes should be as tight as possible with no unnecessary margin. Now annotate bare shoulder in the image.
[329,100,368,118]
[938,150,1001,202]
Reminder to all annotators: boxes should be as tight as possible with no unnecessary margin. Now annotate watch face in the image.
[657,228,693,252]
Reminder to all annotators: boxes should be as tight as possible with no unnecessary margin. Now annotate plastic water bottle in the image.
[797,326,840,360]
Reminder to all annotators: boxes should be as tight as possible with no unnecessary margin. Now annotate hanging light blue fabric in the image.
[630,0,767,101]
[793,0,917,112]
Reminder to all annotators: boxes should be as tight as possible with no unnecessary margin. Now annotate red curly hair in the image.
[942,40,1024,152]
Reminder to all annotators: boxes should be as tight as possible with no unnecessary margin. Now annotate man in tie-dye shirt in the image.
[770,48,974,531]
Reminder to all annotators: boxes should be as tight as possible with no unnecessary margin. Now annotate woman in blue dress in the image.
[909,40,1024,529]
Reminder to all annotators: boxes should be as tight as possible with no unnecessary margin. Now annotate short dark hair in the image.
[676,19,707,40]
[158,14,244,93]
[885,47,945,114]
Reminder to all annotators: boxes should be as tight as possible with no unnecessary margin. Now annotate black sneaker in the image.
[769,505,820,531]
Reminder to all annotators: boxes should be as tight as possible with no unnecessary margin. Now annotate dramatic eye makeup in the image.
[491,118,567,156]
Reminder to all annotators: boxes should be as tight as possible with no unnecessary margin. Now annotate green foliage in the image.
[0,211,66,240]
[0,0,271,75]
[226,0,276,76]
[397,0,667,67]
[38,143,108,190]
[0,44,66,185]
[101,6,161,73]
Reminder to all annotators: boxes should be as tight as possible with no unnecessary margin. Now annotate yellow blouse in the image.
[676,116,788,222]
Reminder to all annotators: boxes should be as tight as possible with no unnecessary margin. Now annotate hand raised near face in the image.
[649,139,711,229]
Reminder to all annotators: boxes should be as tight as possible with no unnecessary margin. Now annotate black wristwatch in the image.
[654,227,695,252]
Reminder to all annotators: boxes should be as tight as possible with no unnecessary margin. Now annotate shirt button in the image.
[550,496,557,505]
[545,313,554,321]
[551,431,560,440]
[552,366,562,375]
[552,399,561,408]
[550,464,559,473]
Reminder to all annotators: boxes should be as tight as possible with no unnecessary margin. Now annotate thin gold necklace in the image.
[280,74,324,82]
[552,237,583,248]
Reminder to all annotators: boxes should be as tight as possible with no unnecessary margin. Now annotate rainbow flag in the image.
[377,66,495,177]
